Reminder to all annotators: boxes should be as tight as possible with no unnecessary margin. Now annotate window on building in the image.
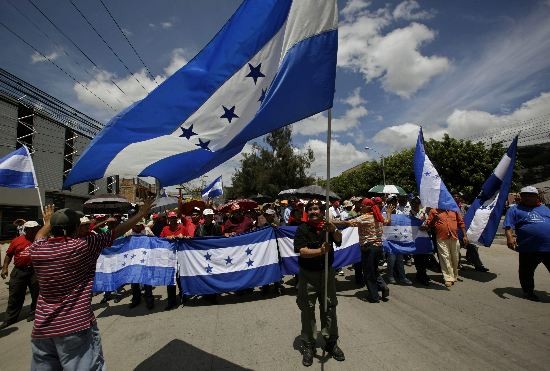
[16,104,34,152]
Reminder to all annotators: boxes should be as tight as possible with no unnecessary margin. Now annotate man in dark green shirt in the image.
[294,199,344,366]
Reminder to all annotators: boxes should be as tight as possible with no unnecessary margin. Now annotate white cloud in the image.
[338,1,449,98]
[160,22,173,29]
[164,48,188,76]
[299,139,370,178]
[121,28,132,37]
[31,51,59,64]
[74,48,189,116]
[292,88,368,136]
[393,1,435,21]
[372,92,550,151]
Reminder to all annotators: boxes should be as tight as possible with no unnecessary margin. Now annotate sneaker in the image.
[523,292,540,302]
[325,343,345,362]
[164,301,178,311]
[0,321,15,330]
[399,278,413,285]
[338,269,345,276]
[301,345,316,367]
[381,286,390,301]
[444,281,453,288]
[475,266,489,272]
[387,277,396,284]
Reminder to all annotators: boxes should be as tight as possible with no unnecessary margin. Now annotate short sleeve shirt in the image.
[504,204,550,253]
[30,232,114,339]
[293,223,341,271]
[160,224,189,237]
[6,235,33,268]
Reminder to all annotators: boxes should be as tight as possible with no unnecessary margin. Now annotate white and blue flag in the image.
[0,146,38,189]
[93,236,176,292]
[276,226,361,275]
[382,215,433,255]
[64,0,338,188]
[414,128,459,212]
[177,227,281,295]
[465,136,518,247]
[201,175,223,199]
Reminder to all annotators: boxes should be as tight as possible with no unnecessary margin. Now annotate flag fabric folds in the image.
[382,214,433,255]
[177,227,281,295]
[465,137,518,247]
[93,236,177,292]
[64,0,338,188]
[0,146,38,188]
[201,175,223,199]
[276,226,361,276]
[413,128,459,212]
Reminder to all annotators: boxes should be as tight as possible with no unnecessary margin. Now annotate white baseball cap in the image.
[520,186,538,194]
[23,221,40,228]
[203,208,214,216]
[80,216,92,224]
[265,209,276,215]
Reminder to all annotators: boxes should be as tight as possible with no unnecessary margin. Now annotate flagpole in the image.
[324,109,332,313]
[25,145,44,216]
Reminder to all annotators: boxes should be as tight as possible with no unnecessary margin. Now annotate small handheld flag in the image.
[0,146,38,189]
[201,175,223,199]
[413,128,459,212]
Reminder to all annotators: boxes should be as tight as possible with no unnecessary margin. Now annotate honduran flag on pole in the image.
[177,227,281,295]
[93,236,177,292]
[0,146,38,188]
[64,0,338,188]
[413,128,459,212]
[465,136,518,247]
[382,214,433,255]
[201,175,223,199]
[276,226,361,276]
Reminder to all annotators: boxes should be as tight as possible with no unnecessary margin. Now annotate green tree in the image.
[226,127,315,199]
[331,135,522,202]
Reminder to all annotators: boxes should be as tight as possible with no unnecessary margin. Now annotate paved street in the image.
[0,237,549,370]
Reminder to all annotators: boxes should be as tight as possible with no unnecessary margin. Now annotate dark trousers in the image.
[353,262,364,284]
[519,252,550,294]
[465,244,484,268]
[362,245,387,301]
[414,254,430,281]
[6,267,38,323]
[296,267,338,346]
[131,284,153,305]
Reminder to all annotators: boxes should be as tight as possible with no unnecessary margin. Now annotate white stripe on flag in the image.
[383,225,429,243]
[0,154,34,173]
[96,248,175,274]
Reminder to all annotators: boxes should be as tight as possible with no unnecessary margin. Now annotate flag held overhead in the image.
[0,145,38,189]
[64,0,338,188]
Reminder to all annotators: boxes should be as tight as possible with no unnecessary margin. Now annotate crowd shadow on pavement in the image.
[134,339,252,371]
[493,287,550,302]
[459,267,497,283]
[0,326,18,338]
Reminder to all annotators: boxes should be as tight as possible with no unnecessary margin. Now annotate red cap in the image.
[167,211,178,218]
[361,198,375,206]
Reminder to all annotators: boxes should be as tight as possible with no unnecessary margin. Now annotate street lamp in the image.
[365,146,386,185]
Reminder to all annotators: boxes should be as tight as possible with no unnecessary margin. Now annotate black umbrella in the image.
[83,194,131,214]
[295,185,340,200]
[249,194,274,204]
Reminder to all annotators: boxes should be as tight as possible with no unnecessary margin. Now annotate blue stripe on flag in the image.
[93,265,175,292]
[383,214,434,254]
[0,169,36,188]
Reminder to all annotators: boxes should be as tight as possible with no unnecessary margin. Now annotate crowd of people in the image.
[0,186,548,368]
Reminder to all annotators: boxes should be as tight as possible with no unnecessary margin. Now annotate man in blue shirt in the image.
[504,186,550,301]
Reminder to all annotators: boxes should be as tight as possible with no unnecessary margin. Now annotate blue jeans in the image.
[387,253,406,281]
[31,322,105,371]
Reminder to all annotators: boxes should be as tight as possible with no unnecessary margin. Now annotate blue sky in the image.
[1,0,549,187]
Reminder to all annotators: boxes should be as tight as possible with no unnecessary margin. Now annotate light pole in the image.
[365,146,385,185]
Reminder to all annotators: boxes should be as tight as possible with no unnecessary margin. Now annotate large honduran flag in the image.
[382,214,433,255]
[93,236,177,292]
[413,127,459,212]
[276,226,361,276]
[177,227,281,295]
[64,0,338,188]
[465,136,518,247]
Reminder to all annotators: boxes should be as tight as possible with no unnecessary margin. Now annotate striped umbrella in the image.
[368,184,407,195]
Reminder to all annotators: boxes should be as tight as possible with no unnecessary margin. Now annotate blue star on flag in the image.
[196,138,211,151]
[245,247,253,256]
[140,259,145,263]
[205,265,213,273]
[179,124,198,140]
[258,88,266,103]
[121,262,126,267]
[246,259,254,267]
[142,251,147,255]
[123,254,128,258]
[204,252,212,261]
[246,62,265,84]
[424,171,431,176]
[225,256,233,265]
[130,254,136,259]
[220,105,239,123]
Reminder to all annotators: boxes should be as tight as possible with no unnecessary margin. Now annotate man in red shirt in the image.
[223,204,253,236]
[0,221,41,328]
[426,208,468,287]
[29,199,153,370]
[160,211,190,310]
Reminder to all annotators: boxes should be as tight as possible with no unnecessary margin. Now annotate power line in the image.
[26,0,127,96]
[97,0,158,86]
[5,0,126,108]
[68,0,149,93]
[0,23,117,112]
